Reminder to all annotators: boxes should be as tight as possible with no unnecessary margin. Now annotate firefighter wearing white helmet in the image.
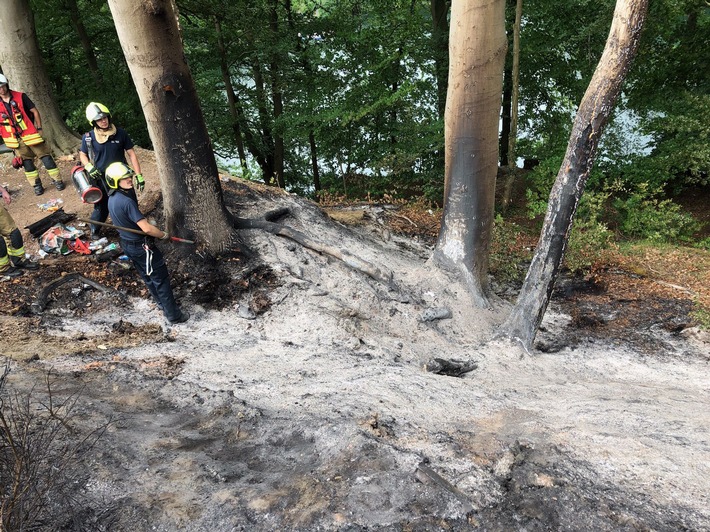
[0,73,64,195]
[105,161,189,324]
[79,101,145,239]
[85,101,111,127]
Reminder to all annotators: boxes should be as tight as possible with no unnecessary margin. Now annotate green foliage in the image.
[30,0,150,146]
[564,191,614,274]
[489,214,532,284]
[691,304,710,331]
[23,0,709,228]
[613,183,701,243]
[524,155,563,218]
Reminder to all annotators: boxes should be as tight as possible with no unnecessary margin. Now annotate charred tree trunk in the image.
[107,0,235,252]
[0,0,80,154]
[432,0,507,308]
[502,0,649,350]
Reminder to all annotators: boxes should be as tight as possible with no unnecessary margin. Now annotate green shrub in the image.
[695,237,710,251]
[613,183,700,243]
[691,304,710,331]
[490,214,532,284]
[564,191,614,274]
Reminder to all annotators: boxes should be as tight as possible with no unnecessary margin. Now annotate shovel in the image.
[76,218,195,244]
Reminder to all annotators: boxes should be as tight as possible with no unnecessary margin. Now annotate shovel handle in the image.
[76,218,195,244]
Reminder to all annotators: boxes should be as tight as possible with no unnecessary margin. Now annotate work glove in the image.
[85,163,101,181]
[160,231,170,241]
[134,173,145,192]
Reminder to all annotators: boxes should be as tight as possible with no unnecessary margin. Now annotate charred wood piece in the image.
[24,208,75,239]
[423,357,478,377]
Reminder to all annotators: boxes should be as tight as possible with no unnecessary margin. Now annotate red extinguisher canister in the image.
[70,165,103,204]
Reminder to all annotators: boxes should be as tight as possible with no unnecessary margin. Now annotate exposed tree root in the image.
[232,209,393,285]
[32,273,119,314]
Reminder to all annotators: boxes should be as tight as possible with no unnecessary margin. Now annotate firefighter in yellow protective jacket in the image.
[1,185,39,277]
[0,74,64,196]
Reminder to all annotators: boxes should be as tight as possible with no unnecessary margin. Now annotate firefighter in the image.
[1,185,39,277]
[79,102,144,240]
[104,162,189,324]
[0,74,64,196]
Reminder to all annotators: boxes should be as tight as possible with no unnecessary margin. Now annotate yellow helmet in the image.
[85,102,111,126]
[104,162,134,194]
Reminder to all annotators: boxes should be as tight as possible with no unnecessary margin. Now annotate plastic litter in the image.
[37,198,64,212]
[88,237,109,250]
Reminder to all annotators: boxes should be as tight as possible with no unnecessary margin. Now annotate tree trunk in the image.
[430,0,450,120]
[502,0,649,350]
[499,65,511,168]
[501,0,523,208]
[63,0,102,89]
[106,0,234,253]
[432,0,507,308]
[214,16,248,174]
[309,131,321,194]
[251,59,277,185]
[0,0,80,154]
[268,0,285,189]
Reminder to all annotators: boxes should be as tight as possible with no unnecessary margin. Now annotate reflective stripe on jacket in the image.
[0,91,42,148]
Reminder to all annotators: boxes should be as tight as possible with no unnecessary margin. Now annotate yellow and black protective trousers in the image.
[15,139,60,186]
[0,206,26,273]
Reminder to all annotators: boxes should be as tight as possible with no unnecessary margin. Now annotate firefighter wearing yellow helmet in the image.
[79,101,145,240]
[105,161,189,324]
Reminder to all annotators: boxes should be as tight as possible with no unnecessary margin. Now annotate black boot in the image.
[33,179,44,196]
[1,266,23,278]
[11,257,39,270]
[53,180,65,191]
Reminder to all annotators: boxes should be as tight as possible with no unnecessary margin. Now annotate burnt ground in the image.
[1,150,709,531]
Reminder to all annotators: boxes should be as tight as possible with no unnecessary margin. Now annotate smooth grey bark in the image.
[432,0,507,308]
[107,0,234,252]
[0,0,80,154]
[502,0,649,350]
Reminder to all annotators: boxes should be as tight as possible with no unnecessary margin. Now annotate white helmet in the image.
[0,74,8,86]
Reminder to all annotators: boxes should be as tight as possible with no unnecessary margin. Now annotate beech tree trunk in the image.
[502,0,649,350]
[432,0,507,307]
[107,0,235,252]
[0,0,80,154]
